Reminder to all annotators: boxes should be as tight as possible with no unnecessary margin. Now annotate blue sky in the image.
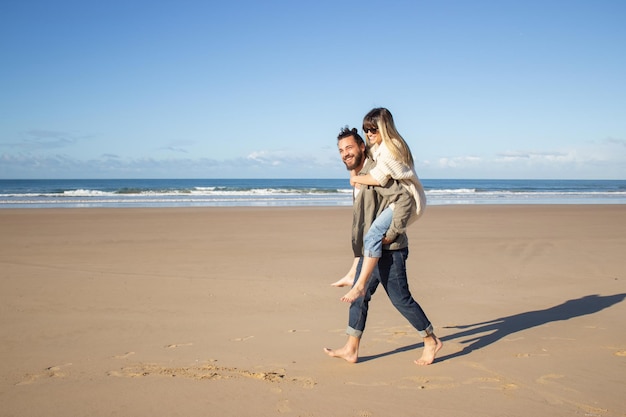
[1,0,624,179]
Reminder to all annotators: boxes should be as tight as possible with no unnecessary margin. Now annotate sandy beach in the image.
[1,205,625,416]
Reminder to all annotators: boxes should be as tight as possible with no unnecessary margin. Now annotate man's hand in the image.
[382,236,392,245]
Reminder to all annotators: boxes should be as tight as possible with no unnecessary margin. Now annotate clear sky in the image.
[1,0,625,179]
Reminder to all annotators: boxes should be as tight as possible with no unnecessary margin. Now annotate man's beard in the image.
[343,151,364,171]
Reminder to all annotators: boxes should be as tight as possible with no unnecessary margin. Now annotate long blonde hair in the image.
[362,108,414,167]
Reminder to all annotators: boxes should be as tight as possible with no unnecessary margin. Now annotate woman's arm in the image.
[350,173,381,187]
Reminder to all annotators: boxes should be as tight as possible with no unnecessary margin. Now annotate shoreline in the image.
[1,202,625,210]
[3,178,625,208]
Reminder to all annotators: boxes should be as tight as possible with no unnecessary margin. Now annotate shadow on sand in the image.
[358,293,625,363]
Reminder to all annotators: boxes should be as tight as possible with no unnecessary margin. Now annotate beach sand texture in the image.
[1,205,625,416]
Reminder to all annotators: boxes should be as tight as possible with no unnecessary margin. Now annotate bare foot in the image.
[323,346,358,363]
[330,275,354,287]
[332,259,359,287]
[340,286,365,303]
[414,334,443,365]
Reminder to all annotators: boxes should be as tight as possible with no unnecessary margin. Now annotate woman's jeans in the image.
[347,247,433,338]
[363,206,394,258]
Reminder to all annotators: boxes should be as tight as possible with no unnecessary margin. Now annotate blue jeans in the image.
[363,206,393,258]
[347,247,433,338]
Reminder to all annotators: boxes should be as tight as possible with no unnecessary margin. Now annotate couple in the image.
[324,108,442,365]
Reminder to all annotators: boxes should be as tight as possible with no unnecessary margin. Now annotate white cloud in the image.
[1,138,623,179]
[0,148,346,179]
[247,150,282,165]
[158,140,197,154]
[605,137,626,147]
[160,146,189,154]
[245,149,320,168]
[433,156,482,168]
[418,138,626,179]
[0,129,81,151]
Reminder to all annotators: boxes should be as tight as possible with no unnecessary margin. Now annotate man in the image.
[324,127,442,365]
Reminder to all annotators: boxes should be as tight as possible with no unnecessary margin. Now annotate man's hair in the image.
[337,126,368,157]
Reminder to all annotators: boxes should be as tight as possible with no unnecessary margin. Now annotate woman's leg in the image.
[341,207,393,303]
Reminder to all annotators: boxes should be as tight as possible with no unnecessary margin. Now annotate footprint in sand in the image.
[536,374,565,385]
[17,363,72,385]
[230,336,254,342]
[502,336,524,342]
[400,375,457,390]
[165,343,193,349]
[276,399,291,413]
[461,362,521,391]
[107,361,316,387]
[113,351,135,359]
[346,381,389,387]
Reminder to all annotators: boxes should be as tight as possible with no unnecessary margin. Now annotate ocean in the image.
[0,178,625,209]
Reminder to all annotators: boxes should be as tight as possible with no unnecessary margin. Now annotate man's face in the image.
[338,135,365,171]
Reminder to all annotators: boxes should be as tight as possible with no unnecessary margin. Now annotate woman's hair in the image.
[362,108,414,167]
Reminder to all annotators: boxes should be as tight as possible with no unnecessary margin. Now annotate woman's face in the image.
[363,126,381,146]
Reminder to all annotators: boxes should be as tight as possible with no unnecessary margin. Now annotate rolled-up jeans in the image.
[347,247,433,338]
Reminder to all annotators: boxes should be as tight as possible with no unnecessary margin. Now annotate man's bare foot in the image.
[323,346,358,363]
[340,286,365,303]
[330,275,354,287]
[414,334,443,365]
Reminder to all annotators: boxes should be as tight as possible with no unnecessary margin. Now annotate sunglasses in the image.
[363,127,378,134]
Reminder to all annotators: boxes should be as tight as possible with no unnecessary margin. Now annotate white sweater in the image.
[368,141,426,223]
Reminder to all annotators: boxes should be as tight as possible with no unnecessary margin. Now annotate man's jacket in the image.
[351,157,413,257]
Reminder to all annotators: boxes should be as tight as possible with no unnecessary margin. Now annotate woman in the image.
[334,108,426,303]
